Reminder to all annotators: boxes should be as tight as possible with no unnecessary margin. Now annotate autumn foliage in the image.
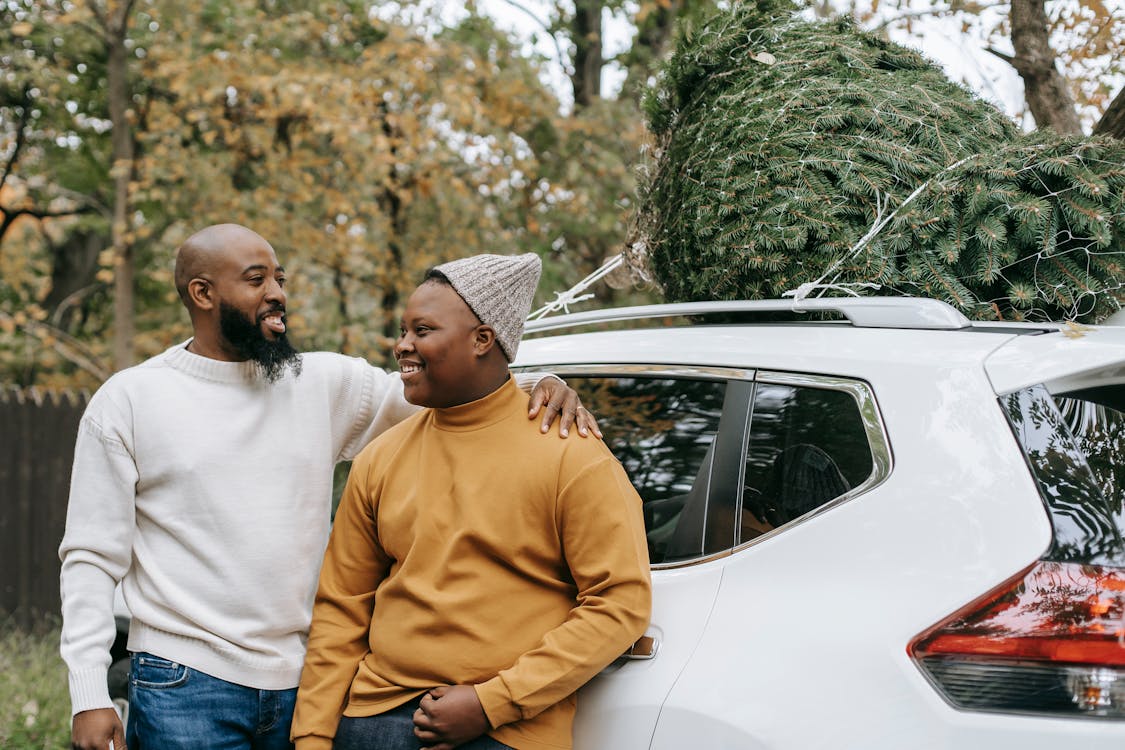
[0,0,649,387]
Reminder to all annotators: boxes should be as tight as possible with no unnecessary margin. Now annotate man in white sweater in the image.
[59,224,596,750]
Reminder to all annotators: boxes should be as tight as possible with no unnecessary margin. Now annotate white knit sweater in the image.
[59,343,428,714]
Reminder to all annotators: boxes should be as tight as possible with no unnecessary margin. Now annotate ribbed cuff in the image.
[293,736,335,750]
[475,676,522,728]
[69,668,113,716]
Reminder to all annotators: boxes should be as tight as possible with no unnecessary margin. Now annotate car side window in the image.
[566,376,726,564]
[740,382,875,542]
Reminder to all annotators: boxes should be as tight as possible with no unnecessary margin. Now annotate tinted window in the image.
[740,382,874,542]
[1004,385,1125,566]
[567,376,726,564]
[1056,388,1125,516]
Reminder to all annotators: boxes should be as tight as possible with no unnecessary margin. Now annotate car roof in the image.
[517,297,1125,394]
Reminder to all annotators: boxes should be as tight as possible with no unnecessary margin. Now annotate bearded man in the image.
[59,224,597,750]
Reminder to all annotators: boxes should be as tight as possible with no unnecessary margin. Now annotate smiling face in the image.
[208,237,289,348]
[176,224,299,376]
[395,279,499,408]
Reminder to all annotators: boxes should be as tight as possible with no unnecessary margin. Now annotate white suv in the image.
[514,297,1125,749]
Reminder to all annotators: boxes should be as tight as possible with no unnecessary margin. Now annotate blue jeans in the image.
[126,652,296,750]
[334,697,513,750]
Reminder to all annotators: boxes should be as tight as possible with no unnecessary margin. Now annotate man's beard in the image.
[219,302,303,383]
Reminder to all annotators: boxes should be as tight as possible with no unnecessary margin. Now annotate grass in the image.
[0,615,70,750]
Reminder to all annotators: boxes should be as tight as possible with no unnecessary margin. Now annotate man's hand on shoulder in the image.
[413,685,491,750]
[72,707,125,750]
[527,375,603,439]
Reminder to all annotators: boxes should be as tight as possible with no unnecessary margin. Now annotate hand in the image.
[413,685,490,750]
[71,707,125,750]
[528,376,603,439]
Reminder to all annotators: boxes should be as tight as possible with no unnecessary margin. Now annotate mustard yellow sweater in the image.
[291,377,652,750]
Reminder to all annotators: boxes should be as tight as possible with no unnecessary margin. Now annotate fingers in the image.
[540,398,567,436]
[527,387,548,419]
[71,708,124,750]
[576,406,603,439]
[554,390,582,437]
[413,689,442,739]
[414,705,438,742]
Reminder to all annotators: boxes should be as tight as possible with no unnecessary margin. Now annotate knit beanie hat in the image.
[432,252,542,362]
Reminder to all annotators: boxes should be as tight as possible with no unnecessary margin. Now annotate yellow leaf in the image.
[1062,321,1092,339]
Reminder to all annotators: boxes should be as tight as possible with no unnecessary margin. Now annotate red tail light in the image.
[910,561,1125,718]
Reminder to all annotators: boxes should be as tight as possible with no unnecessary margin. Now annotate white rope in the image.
[528,253,625,320]
[784,153,980,303]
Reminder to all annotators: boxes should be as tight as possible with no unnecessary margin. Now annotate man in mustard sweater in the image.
[292,253,652,750]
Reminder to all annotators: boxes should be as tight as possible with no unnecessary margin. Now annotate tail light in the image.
[910,561,1125,719]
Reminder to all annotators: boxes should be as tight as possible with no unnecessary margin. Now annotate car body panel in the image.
[573,561,724,749]
[520,325,1016,381]
[516,316,1125,747]
[984,326,1125,394]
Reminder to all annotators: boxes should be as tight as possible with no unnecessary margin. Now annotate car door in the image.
[648,372,894,749]
[554,368,754,749]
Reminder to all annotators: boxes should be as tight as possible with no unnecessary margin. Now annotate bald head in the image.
[174,224,271,306]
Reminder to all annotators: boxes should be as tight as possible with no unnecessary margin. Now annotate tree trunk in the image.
[570,0,603,108]
[1093,86,1125,140]
[1009,0,1082,135]
[377,104,408,359]
[44,230,104,330]
[105,2,136,371]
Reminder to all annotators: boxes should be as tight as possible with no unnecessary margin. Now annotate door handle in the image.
[624,634,659,660]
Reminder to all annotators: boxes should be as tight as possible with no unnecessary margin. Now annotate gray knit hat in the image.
[432,252,542,361]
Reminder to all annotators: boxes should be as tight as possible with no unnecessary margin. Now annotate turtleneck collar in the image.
[430,375,520,432]
[162,339,264,384]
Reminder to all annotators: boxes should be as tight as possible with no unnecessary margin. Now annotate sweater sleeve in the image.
[58,411,139,715]
[336,359,420,462]
[474,455,653,727]
[292,451,392,748]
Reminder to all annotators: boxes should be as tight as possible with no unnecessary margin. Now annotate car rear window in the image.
[1002,385,1125,566]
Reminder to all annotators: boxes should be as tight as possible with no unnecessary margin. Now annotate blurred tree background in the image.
[2,0,1123,389]
[0,0,690,388]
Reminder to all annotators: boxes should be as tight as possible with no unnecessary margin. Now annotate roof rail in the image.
[524,297,972,334]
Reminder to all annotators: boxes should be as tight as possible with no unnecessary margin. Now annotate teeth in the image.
[262,313,286,333]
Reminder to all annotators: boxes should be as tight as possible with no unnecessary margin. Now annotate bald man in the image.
[59,224,598,750]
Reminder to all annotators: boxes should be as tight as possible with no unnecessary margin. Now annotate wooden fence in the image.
[0,386,89,626]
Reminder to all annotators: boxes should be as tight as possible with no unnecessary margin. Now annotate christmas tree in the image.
[629,1,1125,321]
